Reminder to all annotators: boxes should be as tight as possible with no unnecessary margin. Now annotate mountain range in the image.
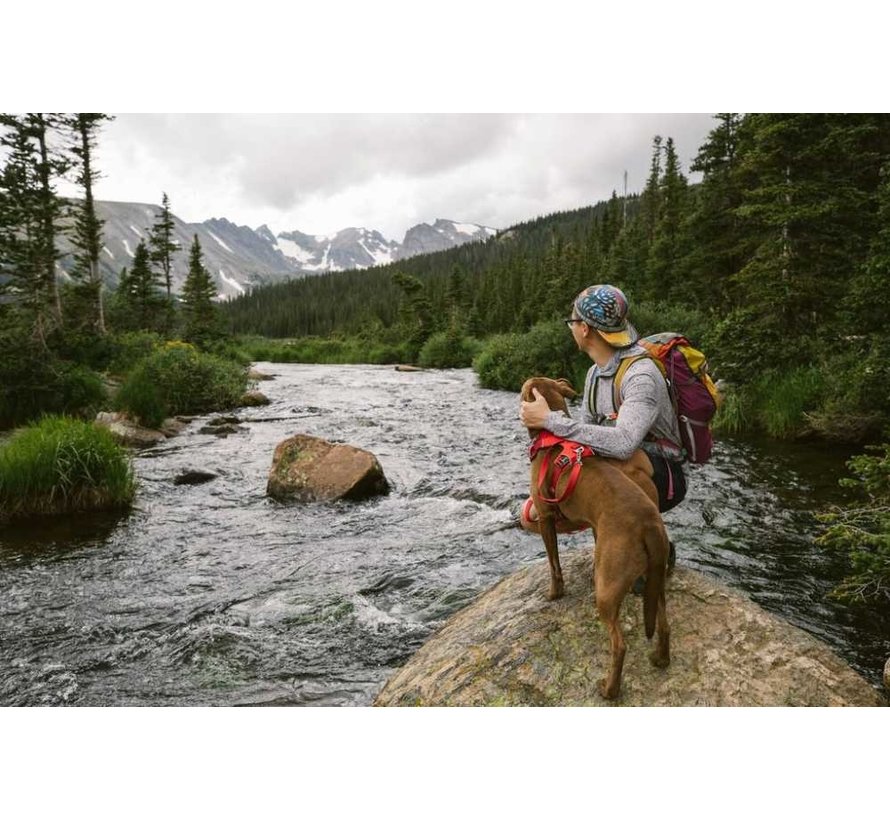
[55,201,497,299]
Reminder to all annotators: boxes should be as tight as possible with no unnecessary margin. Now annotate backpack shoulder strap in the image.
[612,353,667,412]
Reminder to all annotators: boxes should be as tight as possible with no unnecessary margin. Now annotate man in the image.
[519,283,686,536]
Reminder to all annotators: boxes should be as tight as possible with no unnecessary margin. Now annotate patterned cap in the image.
[573,284,639,348]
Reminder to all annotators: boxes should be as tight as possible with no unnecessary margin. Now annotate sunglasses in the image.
[563,318,586,327]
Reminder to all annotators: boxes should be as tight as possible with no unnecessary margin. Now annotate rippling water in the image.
[1,364,888,705]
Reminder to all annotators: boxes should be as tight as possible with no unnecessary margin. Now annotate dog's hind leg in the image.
[538,510,564,601]
[595,576,626,700]
[643,525,671,669]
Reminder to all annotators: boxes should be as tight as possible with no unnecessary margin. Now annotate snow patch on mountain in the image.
[208,231,233,253]
[122,239,134,258]
[218,267,245,298]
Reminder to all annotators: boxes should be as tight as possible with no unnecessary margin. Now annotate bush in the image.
[817,443,890,603]
[115,343,248,427]
[474,320,582,392]
[418,332,481,368]
[0,416,135,523]
[0,335,106,430]
[107,331,163,376]
[236,335,410,366]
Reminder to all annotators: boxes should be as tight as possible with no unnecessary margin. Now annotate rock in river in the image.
[95,412,166,447]
[374,548,885,707]
[267,434,389,503]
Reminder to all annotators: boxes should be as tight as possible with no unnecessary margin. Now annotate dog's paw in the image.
[598,678,620,700]
[649,651,670,669]
[546,581,565,601]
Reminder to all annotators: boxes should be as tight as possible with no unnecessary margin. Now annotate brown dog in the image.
[521,376,671,700]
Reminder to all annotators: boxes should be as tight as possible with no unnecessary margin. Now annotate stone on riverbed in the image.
[173,470,217,486]
[95,412,166,447]
[374,548,885,707]
[267,434,389,502]
[239,389,270,407]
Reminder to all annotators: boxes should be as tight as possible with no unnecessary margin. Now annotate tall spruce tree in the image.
[684,113,746,310]
[0,114,67,345]
[647,137,690,300]
[180,234,219,345]
[129,240,164,331]
[66,113,112,334]
[148,192,177,299]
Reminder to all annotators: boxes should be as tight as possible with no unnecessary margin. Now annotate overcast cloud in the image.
[62,114,717,240]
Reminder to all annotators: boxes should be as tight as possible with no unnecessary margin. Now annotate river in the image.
[1,364,888,705]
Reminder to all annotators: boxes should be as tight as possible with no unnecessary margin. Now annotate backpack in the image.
[607,333,721,464]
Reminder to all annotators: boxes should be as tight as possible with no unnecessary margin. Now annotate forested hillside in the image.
[224,114,890,440]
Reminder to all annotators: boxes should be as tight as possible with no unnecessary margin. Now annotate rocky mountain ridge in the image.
[55,200,497,299]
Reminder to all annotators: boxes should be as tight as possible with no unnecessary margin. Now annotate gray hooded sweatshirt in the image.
[544,344,683,462]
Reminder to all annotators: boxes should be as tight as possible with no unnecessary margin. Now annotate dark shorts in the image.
[646,452,687,513]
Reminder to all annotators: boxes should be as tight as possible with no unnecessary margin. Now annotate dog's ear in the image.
[554,379,577,399]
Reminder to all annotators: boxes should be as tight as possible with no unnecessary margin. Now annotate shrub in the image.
[0,416,135,523]
[107,331,163,376]
[817,443,890,603]
[474,321,581,392]
[418,332,481,369]
[115,344,248,427]
[0,334,106,430]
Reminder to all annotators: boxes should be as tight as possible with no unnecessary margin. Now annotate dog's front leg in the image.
[539,509,565,601]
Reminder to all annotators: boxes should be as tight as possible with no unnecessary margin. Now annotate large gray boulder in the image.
[267,434,389,502]
[375,548,885,707]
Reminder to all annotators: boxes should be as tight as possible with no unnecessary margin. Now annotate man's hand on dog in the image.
[520,388,550,429]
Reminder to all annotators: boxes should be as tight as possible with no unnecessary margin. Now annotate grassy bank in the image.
[0,416,135,524]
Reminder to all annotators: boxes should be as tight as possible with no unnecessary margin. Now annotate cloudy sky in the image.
[60,114,717,241]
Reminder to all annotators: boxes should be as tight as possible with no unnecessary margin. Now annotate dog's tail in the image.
[642,523,668,640]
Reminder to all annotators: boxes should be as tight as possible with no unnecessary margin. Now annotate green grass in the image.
[755,366,825,438]
[0,416,135,523]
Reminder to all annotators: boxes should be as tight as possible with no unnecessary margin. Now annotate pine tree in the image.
[0,114,67,345]
[129,240,164,331]
[639,136,663,245]
[647,136,690,300]
[148,192,177,299]
[684,113,746,310]
[66,113,113,334]
[180,234,220,345]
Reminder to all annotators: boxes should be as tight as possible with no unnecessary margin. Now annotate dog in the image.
[521,376,671,700]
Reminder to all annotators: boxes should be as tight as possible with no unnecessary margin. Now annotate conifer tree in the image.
[129,240,164,331]
[647,136,689,300]
[66,113,113,334]
[684,113,746,309]
[0,114,67,345]
[148,192,177,299]
[180,234,220,345]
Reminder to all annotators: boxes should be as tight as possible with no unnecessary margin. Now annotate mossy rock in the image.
[267,434,389,503]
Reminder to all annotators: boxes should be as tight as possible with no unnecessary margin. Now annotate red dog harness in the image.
[528,431,596,504]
